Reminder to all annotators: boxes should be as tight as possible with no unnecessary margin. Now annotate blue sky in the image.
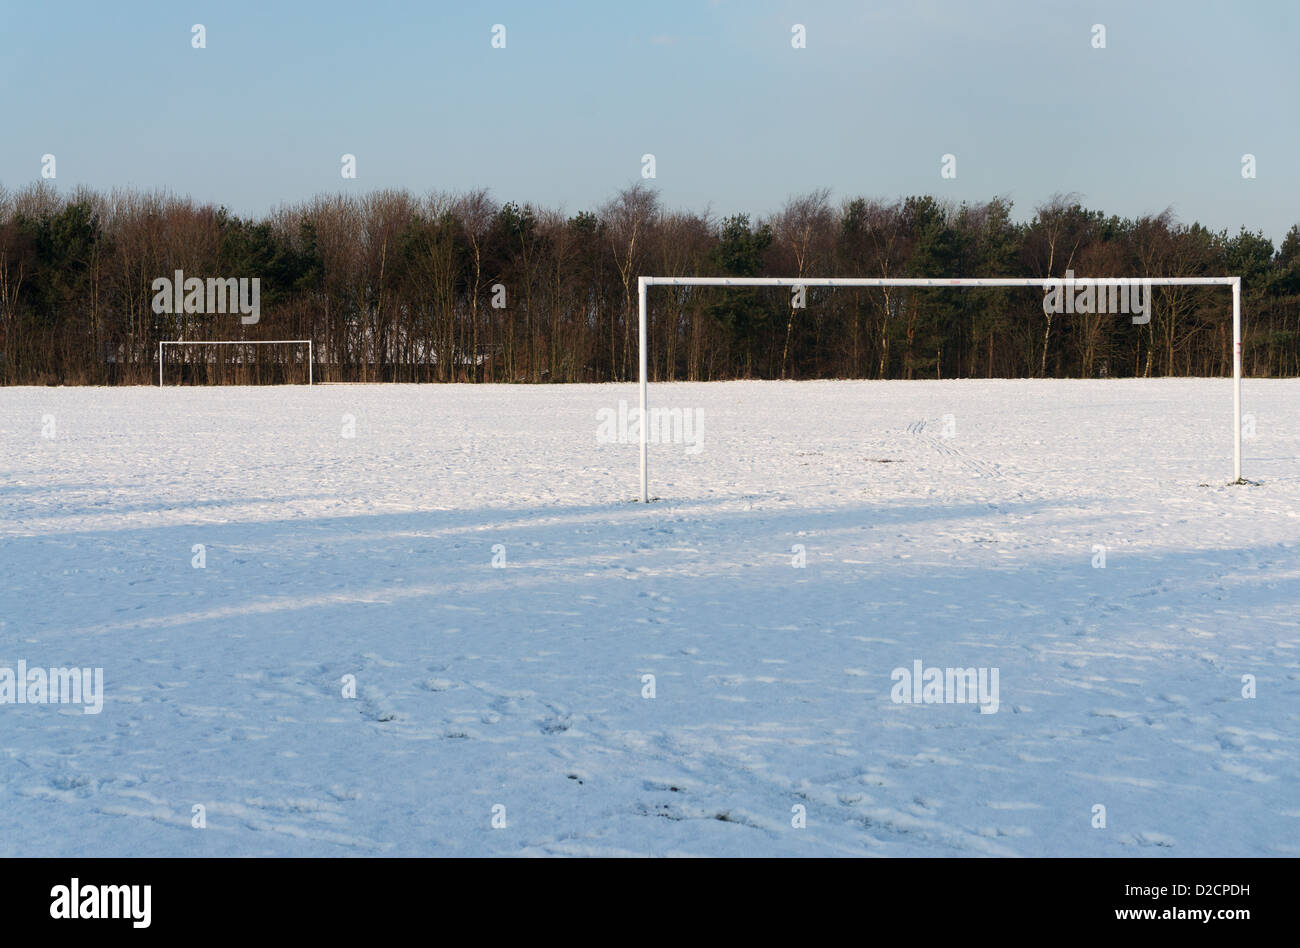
[2,0,1295,241]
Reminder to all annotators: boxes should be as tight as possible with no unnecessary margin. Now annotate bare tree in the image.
[773,188,833,378]
[455,189,496,380]
[1024,193,1093,377]
[601,183,659,381]
[863,200,908,378]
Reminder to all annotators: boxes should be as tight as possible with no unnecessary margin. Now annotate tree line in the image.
[1,181,1297,384]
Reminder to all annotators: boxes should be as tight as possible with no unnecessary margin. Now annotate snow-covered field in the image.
[2,379,1297,857]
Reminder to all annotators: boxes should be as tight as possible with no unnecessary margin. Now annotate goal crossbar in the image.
[636,275,1243,501]
[159,339,314,386]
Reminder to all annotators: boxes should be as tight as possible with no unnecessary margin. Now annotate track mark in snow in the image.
[1119,832,1176,848]
[906,418,1005,480]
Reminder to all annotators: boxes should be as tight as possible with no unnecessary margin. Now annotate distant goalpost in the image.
[635,276,1244,501]
[159,340,314,386]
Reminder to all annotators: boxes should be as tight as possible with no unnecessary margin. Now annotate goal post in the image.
[159,340,314,387]
[635,275,1244,501]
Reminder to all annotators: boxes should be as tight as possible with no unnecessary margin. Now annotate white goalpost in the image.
[159,340,314,387]
[635,275,1244,502]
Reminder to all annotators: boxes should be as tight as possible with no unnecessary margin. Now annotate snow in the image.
[1,379,1297,856]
